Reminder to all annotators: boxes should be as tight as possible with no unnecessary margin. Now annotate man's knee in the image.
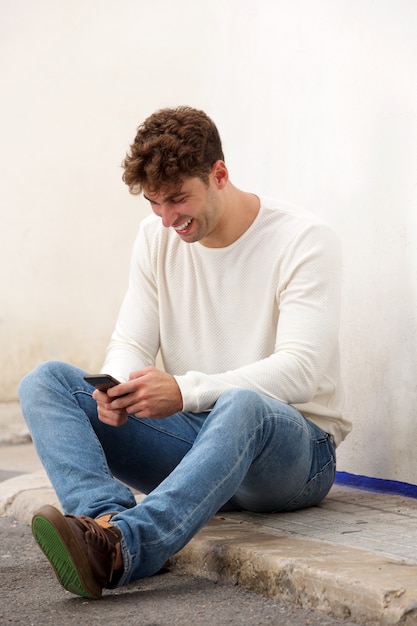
[216,388,268,409]
[19,361,74,399]
[213,388,271,427]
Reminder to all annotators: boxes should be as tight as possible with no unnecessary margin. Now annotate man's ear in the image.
[211,160,229,189]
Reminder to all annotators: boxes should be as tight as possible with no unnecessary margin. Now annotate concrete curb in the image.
[172,518,417,625]
[0,471,60,523]
[2,471,417,624]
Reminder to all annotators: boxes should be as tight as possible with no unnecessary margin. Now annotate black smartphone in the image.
[84,374,121,392]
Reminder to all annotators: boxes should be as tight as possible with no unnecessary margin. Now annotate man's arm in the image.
[100,221,161,382]
[97,220,342,423]
[175,224,342,413]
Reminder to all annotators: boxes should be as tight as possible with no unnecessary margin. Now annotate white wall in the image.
[1,0,417,483]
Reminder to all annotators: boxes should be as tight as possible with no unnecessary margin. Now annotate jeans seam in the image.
[129,416,198,446]
[72,390,116,480]
[281,452,336,511]
[251,410,309,465]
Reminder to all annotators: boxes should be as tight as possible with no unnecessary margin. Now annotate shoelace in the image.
[67,514,120,547]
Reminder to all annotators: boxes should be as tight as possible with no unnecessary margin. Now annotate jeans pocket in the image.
[277,434,336,512]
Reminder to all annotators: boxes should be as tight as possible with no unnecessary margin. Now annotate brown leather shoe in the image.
[32,504,123,599]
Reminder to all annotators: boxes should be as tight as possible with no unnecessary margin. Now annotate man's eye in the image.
[172,197,186,204]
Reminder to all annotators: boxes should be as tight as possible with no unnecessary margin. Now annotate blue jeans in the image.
[18,361,336,585]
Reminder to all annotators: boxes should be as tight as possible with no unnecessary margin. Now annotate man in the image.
[19,106,351,600]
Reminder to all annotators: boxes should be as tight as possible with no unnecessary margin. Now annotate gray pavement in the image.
[2,516,367,626]
[2,403,417,624]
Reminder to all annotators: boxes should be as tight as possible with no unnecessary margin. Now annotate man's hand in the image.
[93,367,183,427]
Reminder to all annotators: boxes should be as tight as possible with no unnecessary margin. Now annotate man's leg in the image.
[18,361,200,517]
[110,388,335,583]
[20,370,335,594]
[19,360,209,598]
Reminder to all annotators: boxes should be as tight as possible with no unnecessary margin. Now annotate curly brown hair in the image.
[122,106,225,195]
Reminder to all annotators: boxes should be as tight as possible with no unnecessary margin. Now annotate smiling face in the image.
[143,161,229,247]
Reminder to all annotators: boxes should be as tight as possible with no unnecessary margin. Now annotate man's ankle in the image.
[95,513,124,571]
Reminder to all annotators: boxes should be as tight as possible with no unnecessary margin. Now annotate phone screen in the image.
[83,374,121,392]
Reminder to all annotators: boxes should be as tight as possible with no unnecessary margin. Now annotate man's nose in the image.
[160,205,178,228]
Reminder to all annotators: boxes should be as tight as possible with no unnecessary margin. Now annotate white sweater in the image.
[102,197,351,446]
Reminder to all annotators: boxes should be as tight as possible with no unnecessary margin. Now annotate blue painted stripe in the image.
[335,471,417,499]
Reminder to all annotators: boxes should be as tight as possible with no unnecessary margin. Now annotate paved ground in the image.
[2,403,417,624]
[0,515,363,626]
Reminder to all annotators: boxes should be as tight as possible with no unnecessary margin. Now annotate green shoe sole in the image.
[32,508,101,599]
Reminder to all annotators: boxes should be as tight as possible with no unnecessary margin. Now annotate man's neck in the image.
[200,185,260,248]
